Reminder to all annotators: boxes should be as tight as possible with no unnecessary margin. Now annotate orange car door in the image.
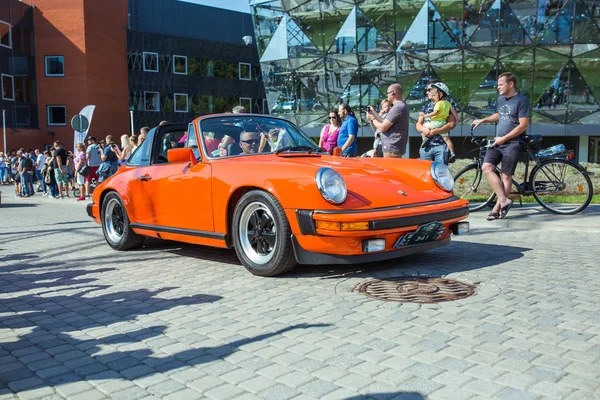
[139,161,214,232]
[126,164,160,225]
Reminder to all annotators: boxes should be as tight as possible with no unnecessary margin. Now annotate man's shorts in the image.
[383,152,403,158]
[86,166,99,182]
[483,141,524,175]
[54,169,69,185]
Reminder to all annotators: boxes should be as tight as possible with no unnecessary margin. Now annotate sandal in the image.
[499,200,514,219]
[486,212,500,221]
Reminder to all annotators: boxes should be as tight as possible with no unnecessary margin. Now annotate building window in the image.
[144,91,160,111]
[143,52,158,72]
[240,97,251,113]
[239,63,251,81]
[45,56,65,77]
[13,105,31,126]
[173,55,187,75]
[0,20,11,49]
[174,93,188,113]
[9,57,28,76]
[47,105,67,126]
[1,74,14,101]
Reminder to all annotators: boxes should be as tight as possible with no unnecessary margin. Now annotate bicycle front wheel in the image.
[454,164,497,212]
[531,159,593,215]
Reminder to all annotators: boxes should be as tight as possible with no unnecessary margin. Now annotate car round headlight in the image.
[431,162,454,192]
[316,168,347,204]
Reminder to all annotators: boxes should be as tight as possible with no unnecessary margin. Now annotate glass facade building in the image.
[250,0,600,160]
[127,0,264,129]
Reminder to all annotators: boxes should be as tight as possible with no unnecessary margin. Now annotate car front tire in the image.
[101,192,145,250]
[232,190,297,277]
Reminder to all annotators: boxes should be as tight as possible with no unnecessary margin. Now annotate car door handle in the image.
[139,174,152,181]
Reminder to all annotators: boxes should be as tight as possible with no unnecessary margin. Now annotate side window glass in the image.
[128,135,150,165]
[186,123,200,159]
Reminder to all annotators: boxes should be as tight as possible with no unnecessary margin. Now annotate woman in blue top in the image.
[337,103,358,157]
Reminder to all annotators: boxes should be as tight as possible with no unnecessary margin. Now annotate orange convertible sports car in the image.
[87,114,469,276]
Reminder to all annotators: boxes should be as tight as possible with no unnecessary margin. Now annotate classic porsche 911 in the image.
[87,114,469,276]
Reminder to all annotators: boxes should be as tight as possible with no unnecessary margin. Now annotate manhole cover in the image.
[353,277,476,303]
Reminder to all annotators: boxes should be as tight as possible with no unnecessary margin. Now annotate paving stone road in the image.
[0,195,599,400]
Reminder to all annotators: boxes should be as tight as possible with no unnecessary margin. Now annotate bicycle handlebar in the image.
[469,124,495,149]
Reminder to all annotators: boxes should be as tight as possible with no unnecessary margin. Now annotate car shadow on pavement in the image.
[123,238,530,280]
[290,241,530,279]
[142,238,242,265]
[0,265,330,395]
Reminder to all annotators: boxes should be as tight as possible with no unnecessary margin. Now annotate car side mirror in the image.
[167,148,198,166]
[332,147,342,157]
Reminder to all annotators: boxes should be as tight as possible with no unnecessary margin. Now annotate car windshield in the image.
[199,115,322,158]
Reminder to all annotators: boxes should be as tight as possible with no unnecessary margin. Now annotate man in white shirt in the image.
[34,149,46,192]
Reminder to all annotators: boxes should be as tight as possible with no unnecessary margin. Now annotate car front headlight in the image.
[431,162,454,192]
[316,168,347,204]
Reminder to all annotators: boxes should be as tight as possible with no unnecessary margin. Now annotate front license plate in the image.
[394,221,446,249]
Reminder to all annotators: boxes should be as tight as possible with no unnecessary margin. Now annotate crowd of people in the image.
[0,125,153,200]
[316,80,457,163]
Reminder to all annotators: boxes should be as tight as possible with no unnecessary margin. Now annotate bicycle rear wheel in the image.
[531,159,593,215]
[453,164,497,212]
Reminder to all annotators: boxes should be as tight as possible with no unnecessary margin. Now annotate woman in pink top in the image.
[318,110,341,154]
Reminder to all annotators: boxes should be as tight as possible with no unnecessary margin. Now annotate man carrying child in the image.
[416,81,458,164]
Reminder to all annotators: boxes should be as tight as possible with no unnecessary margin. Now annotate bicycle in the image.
[73,178,98,198]
[453,126,594,215]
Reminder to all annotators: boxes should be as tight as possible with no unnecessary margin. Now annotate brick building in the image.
[1,0,263,152]
[1,0,129,152]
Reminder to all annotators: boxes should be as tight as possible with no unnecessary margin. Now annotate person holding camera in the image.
[367,100,392,157]
[366,84,408,158]
[99,135,122,181]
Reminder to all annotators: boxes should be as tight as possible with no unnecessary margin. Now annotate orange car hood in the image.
[290,156,446,208]
[217,154,450,210]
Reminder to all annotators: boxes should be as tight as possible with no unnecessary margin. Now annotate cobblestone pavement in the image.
[1,196,599,400]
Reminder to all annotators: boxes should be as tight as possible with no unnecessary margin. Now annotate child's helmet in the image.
[431,82,450,97]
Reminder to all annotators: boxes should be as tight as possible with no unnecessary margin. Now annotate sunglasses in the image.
[241,139,259,144]
[329,116,337,119]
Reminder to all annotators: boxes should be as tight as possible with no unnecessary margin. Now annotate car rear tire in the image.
[232,190,297,277]
[101,192,145,250]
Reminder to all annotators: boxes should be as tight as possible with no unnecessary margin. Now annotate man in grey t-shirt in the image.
[473,72,530,220]
[367,83,409,157]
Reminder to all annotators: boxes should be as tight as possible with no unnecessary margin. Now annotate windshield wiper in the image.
[275,146,319,155]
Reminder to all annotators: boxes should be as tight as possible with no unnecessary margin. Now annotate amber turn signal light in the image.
[315,221,369,231]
